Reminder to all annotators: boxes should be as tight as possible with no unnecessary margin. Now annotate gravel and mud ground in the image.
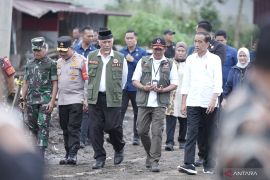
[45,107,217,180]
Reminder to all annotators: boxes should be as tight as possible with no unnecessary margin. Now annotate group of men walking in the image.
[18,19,234,175]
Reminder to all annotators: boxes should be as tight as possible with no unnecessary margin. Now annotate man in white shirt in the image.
[132,37,178,172]
[87,28,128,169]
[177,32,222,175]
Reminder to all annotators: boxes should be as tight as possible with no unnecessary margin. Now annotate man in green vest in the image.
[87,28,128,169]
[132,37,178,172]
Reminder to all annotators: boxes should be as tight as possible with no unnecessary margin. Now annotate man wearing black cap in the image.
[132,37,178,172]
[164,29,176,58]
[87,28,128,169]
[21,37,58,157]
[56,36,88,165]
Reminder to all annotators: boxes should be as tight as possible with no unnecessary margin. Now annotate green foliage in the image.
[108,12,193,47]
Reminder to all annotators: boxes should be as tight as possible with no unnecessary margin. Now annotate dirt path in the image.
[45,108,217,180]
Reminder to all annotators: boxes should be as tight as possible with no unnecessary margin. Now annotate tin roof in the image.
[13,0,131,18]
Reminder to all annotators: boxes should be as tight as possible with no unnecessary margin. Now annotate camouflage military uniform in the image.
[24,56,57,147]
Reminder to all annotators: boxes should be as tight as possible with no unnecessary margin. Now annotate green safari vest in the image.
[87,50,124,107]
[136,57,172,107]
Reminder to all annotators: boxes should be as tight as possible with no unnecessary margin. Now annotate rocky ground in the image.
[44,107,217,180]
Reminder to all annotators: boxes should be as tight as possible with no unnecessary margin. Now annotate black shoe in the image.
[67,154,77,165]
[179,142,185,149]
[80,142,85,149]
[194,157,204,167]
[92,160,105,169]
[145,157,151,169]
[114,148,124,165]
[132,137,140,146]
[177,164,197,175]
[203,167,214,174]
[106,137,112,144]
[151,161,160,172]
[59,153,69,165]
[165,144,174,151]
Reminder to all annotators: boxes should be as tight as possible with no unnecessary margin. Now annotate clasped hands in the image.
[143,82,164,93]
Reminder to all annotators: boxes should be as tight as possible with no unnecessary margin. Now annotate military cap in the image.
[31,37,45,51]
[57,36,72,52]
[164,29,175,35]
[98,28,113,40]
[151,37,166,49]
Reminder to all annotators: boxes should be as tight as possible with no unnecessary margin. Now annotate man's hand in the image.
[46,100,55,113]
[126,54,134,62]
[83,100,88,112]
[206,98,216,114]
[143,82,154,92]
[181,102,187,116]
[153,85,164,93]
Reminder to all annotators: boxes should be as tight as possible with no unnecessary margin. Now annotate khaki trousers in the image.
[137,107,165,162]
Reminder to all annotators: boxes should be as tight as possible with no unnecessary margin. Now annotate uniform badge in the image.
[89,60,99,65]
[70,76,76,81]
[113,59,118,63]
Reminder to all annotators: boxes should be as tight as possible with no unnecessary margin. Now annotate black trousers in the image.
[165,115,187,145]
[184,106,217,169]
[197,97,221,158]
[89,93,125,161]
[80,111,91,144]
[59,103,83,154]
[121,90,138,138]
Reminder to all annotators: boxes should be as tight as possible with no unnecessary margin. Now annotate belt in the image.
[99,92,106,96]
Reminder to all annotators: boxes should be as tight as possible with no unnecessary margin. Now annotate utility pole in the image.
[0,0,13,58]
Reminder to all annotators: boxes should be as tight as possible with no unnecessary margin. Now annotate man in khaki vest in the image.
[132,37,178,172]
[87,28,128,169]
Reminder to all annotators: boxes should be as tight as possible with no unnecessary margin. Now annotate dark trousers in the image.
[197,97,221,158]
[165,115,187,145]
[121,90,138,138]
[89,93,125,161]
[80,111,91,144]
[197,120,206,158]
[59,104,83,154]
[184,106,217,169]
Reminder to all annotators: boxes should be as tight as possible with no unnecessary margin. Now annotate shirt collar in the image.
[125,45,138,53]
[79,43,94,51]
[97,49,114,57]
[149,54,167,61]
[195,50,209,58]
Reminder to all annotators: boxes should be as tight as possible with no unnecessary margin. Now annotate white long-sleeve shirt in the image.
[181,50,223,108]
[97,50,128,92]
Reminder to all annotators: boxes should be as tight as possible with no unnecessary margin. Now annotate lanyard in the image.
[152,62,161,79]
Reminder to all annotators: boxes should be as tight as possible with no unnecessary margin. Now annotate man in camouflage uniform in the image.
[21,37,58,157]
[218,22,270,179]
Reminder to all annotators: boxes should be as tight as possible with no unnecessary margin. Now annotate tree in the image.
[234,0,244,48]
